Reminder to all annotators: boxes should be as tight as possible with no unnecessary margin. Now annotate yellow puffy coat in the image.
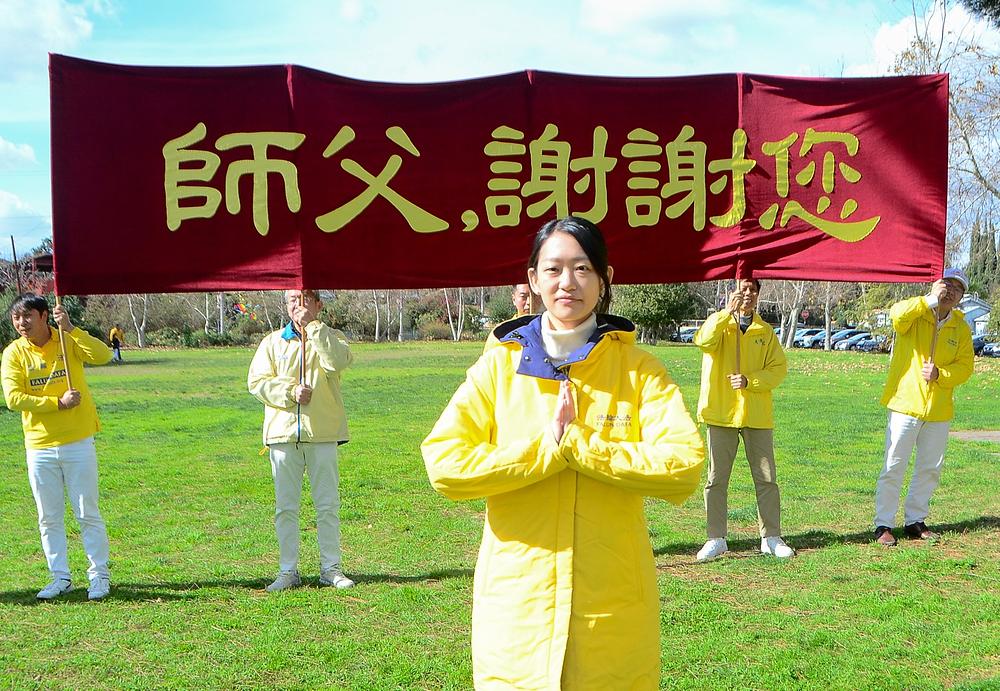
[247,321,352,445]
[2,326,112,449]
[881,297,974,422]
[694,310,787,429]
[422,315,705,690]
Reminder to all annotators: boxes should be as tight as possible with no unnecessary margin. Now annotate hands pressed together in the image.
[552,379,576,444]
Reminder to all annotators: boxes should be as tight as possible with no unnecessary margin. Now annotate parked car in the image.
[677,326,698,343]
[973,334,986,356]
[793,328,824,347]
[802,330,829,348]
[829,328,868,348]
[834,332,872,350]
[855,334,888,353]
[982,341,1000,358]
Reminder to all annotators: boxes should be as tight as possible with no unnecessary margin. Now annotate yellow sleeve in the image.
[421,354,568,501]
[694,310,733,353]
[306,322,352,374]
[67,328,112,366]
[937,329,974,389]
[890,296,931,335]
[561,362,705,504]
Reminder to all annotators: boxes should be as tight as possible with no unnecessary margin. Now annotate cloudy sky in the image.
[0,0,992,257]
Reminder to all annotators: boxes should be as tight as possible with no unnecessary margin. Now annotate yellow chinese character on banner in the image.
[622,128,664,227]
[707,128,756,228]
[481,125,527,228]
[215,131,305,236]
[162,122,305,236]
[660,125,708,230]
[163,122,222,231]
[316,125,449,234]
[759,128,879,242]
[467,124,617,232]
[624,126,754,231]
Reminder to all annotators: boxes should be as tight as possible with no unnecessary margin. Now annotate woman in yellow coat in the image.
[422,217,705,689]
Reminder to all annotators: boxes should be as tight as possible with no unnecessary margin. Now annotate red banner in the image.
[49,55,948,294]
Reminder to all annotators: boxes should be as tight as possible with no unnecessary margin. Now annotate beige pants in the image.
[704,426,781,539]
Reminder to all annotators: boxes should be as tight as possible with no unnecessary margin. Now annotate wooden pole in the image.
[732,311,741,374]
[298,293,306,385]
[929,303,941,362]
[10,236,22,295]
[54,293,74,390]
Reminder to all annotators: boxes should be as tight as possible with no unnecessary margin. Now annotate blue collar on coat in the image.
[492,313,635,381]
[280,322,301,341]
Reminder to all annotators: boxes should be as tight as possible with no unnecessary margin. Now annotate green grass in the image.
[0,343,997,689]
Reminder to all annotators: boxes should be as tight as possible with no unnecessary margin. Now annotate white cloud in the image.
[0,136,37,169]
[0,0,109,82]
[852,2,1000,77]
[0,189,51,257]
[580,0,731,35]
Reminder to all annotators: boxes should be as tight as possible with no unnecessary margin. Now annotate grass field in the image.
[0,342,997,689]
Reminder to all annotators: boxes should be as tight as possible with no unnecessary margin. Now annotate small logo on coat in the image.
[595,413,632,430]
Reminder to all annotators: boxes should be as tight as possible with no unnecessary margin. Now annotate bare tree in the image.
[443,287,465,341]
[127,294,150,348]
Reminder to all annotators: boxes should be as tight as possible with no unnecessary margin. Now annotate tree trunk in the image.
[397,291,404,342]
[217,292,226,334]
[372,289,381,342]
[127,294,149,348]
[823,282,833,350]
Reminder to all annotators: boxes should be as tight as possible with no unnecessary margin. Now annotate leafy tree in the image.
[612,283,699,343]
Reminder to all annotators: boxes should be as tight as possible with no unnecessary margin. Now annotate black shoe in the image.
[874,525,897,547]
[903,521,939,540]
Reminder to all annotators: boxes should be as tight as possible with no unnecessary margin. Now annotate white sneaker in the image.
[88,577,111,601]
[266,570,302,592]
[36,578,72,600]
[761,536,795,559]
[696,538,729,562]
[319,567,355,589]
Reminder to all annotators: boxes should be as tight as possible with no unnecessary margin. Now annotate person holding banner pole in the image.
[2,293,114,600]
[693,278,794,561]
[873,268,974,546]
[423,216,704,689]
[247,289,355,591]
[512,283,532,317]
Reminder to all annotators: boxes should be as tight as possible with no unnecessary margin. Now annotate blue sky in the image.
[0,0,988,257]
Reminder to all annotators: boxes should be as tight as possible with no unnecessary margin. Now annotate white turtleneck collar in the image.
[541,312,598,363]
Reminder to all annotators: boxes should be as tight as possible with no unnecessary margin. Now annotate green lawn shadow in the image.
[0,568,474,605]
[653,515,1000,556]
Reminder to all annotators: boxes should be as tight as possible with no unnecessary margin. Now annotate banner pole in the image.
[929,304,940,363]
[54,293,74,390]
[10,236,22,295]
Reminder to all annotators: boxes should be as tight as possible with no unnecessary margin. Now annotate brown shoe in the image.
[903,521,939,540]
[874,526,897,546]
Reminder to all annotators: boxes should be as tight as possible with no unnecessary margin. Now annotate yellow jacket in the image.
[247,320,352,445]
[2,326,112,449]
[694,310,787,429]
[881,297,974,422]
[108,327,124,344]
[422,315,704,690]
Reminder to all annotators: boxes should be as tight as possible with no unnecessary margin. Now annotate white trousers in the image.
[26,436,111,581]
[874,411,950,528]
[270,442,342,573]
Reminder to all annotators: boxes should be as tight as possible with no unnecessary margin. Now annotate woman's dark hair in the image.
[528,216,613,314]
[9,293,49,317]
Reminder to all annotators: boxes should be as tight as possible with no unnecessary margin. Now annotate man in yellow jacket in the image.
[874,268,974,546]
[693,278,794,561]
[248,289,355,591]
[2,293,113,600]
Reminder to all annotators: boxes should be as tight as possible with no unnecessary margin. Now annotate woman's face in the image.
[528,231,609,330]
